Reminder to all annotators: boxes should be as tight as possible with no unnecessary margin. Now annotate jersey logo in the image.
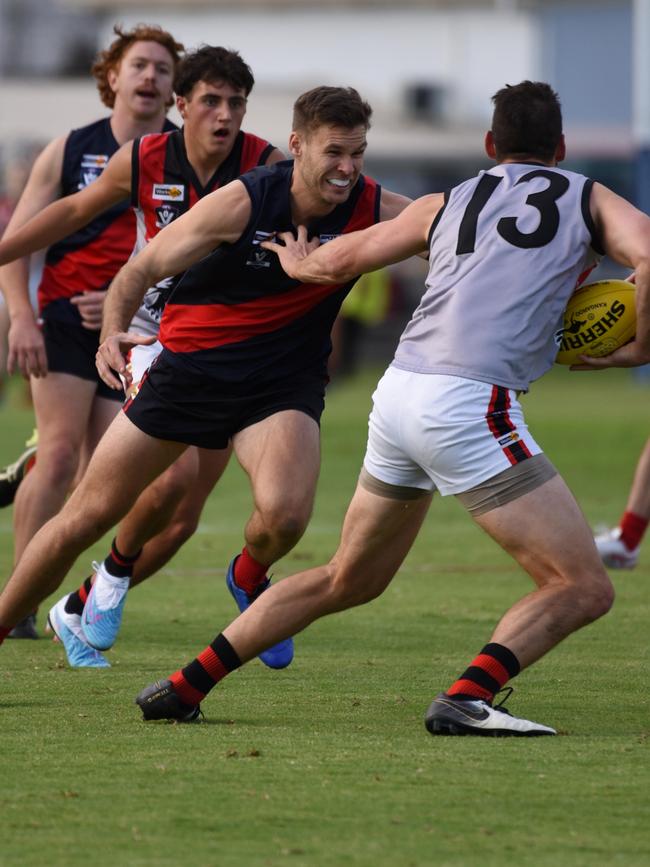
[319,233,340,243]
[78,154,109,190]
[152,184,185,201]
[245,230,275,269]
[155,203,180,229]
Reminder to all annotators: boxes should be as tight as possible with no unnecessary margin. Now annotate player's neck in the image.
[109,107,168,146]
[183,135,227,187]
[289,179,337,226]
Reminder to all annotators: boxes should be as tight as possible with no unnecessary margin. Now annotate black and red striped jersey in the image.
[157,160,382,386]
[38,116,176,321]
[129,128,276,331]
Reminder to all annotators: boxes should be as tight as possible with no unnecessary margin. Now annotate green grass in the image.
[0,365,649,867]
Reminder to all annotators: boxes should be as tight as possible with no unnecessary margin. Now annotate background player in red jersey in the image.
[0,86,413,674]
[0,46,283,664]
[0,24,183,638]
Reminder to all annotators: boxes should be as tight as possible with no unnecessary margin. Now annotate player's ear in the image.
[555,134,566,163]
[288,132,302,159]
[176,95,187,119]
[485,131,497,159]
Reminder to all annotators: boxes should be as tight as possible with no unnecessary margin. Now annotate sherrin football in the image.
[555,279,636,365]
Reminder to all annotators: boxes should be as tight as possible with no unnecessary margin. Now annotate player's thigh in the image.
[332,481,432,596]
[30,371,97,451]
[233,410,320,513]
[66,411,188,524]
[473,473,608,588]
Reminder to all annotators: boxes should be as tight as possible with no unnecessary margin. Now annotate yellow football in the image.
[555,279,636,365]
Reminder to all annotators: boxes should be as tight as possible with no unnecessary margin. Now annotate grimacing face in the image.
[108,40,175,118]
[291,123,368,207]
[178,80,248,157]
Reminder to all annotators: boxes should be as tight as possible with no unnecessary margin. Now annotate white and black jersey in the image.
[393,163,603,392]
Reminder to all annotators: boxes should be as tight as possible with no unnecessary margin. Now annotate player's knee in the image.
[34,441,79,489]
[327,560,382,609]
[581,574,615,622]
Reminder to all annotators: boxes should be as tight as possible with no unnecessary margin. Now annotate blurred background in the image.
[0,0,648,375]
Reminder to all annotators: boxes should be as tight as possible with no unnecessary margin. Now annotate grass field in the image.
[0,364,648,867]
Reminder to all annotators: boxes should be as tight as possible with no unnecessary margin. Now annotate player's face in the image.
[293,124,367,207]
[109,40,175,118]
[179,81,248,157]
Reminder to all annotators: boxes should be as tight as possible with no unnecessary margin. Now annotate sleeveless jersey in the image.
[157,160,381,386]
[130,129,276,334]
[392,163,603,392]
[38,116,176,322]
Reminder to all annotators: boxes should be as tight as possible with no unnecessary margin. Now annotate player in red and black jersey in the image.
[0,46,282,663]
[0,87,414,677]
[0,24,182,639]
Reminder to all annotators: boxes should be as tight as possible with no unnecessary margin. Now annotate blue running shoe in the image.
[81,561,129,651]
[47,596,110,668]
[226,557,294,669]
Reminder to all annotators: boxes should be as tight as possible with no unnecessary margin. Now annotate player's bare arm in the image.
[262,193,441,284]
[574,183,650,369]
[0,143,132,268]
[97,179,252,389]
[0,136,66,377]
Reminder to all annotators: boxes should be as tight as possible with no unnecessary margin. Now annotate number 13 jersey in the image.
[393,163,604,392]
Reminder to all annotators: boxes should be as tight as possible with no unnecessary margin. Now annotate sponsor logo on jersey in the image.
[246,230,275,269]
[152,184,185,201]
[155,203,180,229]
[319,233,340,244]
[78,154,109,190]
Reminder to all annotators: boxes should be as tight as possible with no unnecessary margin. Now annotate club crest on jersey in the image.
[246,230,275,269]
[155,203,180,229]
[152,184,185,202]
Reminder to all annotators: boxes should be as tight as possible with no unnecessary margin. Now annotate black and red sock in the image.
[619,511,648,551]
[447,642,520,704]
[233,547,268,595]
[65,538,141,616]
[170,633,242,705]
[0,625,10,645]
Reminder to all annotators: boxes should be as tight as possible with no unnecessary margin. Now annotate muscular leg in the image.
[233,410,321,565]
[12,373,99,563]
[0,412,186,631]
[625,437,650,518]
[222,484,432,659]
[474,473,615,670]
[125,446,231,586]
[73,394,121,487]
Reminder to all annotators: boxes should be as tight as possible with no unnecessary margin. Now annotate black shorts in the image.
[41,318,124,402]
[123,352,327,449]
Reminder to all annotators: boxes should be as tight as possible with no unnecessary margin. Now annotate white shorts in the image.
[122,339,162,400]
[363,367,542,496]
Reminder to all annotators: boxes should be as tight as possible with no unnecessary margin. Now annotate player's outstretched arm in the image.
[573,184,650,370]
[262,193,441,284]
[97,180,252,387]
[0,144,132,268]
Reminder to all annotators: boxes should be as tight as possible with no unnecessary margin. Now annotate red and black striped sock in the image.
[64,576,94,617]
[104,538,141,578]
[233,547,268,595]
[169,633,242,705]
[447,642,520,704]
[619,511,648,550]
[0,625,11,645]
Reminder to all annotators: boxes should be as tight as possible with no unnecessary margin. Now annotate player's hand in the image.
[96,331,156,391]
[7,311,48,378]
[70,290,106,331]
[571,339,650,370]
[261,225,321,279]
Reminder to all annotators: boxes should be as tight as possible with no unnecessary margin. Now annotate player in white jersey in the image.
[134,81,650,735]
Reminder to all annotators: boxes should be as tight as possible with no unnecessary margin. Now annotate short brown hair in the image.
[174,46,254,98]
[92,24,184,109]
[491,81,563,161]
[292,86,372,135]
